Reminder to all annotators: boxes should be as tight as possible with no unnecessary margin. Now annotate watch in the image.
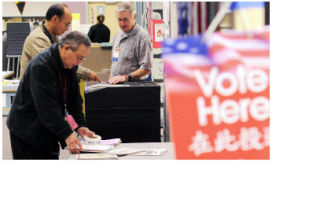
[127,73,132,81]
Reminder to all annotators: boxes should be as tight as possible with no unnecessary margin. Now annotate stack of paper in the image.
[81,144,114,153]
[79,137,121,153]
[99,138,121,146]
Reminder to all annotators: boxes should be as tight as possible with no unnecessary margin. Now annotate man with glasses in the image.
[108,2,152,84]
[19,3,101,82]
[7,31,95,159]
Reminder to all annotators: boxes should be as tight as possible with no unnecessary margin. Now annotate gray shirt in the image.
[111,24,152,79]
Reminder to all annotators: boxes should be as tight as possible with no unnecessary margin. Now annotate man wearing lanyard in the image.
[7,31,95,159]
[19,3,101,82]
[108,2,152,84]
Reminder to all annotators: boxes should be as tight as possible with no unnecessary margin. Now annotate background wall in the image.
[2,1,87,23]
[232,7,265,30]
[2,1,60,17]
[2,1,130,41]
[65,2,87,24]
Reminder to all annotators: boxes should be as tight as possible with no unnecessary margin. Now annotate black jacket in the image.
[88,23,110,43]
[7,43,86,152]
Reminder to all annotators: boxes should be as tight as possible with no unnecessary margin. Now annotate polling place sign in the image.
[163,27,269,159]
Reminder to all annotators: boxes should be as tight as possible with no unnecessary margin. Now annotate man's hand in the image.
[108,75,127,85]
[77,127,95,139]
[88,71,102,82]
[65,132,83,154]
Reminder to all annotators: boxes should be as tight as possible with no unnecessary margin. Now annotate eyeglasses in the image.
[76,55,87,61]
[118,17,130,23]
[74,52,87,62]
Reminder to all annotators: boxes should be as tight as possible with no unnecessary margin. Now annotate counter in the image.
[82,44,112,73]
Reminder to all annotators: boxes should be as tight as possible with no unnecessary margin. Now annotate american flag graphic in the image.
[163,27,269,72]
[206,27,269,71]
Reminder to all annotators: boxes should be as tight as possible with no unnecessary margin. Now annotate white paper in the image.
[108,148,143,156]
[108,148,167,156]
[132,148,167,156]
[85,83,130,93]
[81,144,114,153]
[99,138,121,146]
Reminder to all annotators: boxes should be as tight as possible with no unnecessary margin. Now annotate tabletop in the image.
[60,142,176,160]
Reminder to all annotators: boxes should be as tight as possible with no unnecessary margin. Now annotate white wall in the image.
[2,1,60,17]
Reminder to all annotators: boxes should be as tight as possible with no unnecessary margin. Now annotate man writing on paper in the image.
[7,31,95,159]
[108,2,152,84]
[19,3,101,82]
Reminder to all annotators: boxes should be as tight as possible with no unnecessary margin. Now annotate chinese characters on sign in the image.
[163,27,269,159]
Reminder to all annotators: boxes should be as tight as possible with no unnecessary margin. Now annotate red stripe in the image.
[209,44,227,52]
[209,44,269,56]
[218,60,243,70]
[237,50,269,57]
[216,31,270,42]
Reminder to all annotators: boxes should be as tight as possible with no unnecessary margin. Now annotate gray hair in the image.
[116,2,136,17]
[59,31,91,51]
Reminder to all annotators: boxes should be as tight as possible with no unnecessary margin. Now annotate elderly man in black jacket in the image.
[7,31,95,159]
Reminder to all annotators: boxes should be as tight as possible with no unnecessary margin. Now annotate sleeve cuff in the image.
[77,66,91,80]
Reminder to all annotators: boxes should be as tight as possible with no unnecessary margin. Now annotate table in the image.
[2,71,15,79]
[60,142,175,160]
[2,80,20,115]
[82,45,112,73]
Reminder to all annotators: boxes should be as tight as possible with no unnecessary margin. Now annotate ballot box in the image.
[85,82,161,143]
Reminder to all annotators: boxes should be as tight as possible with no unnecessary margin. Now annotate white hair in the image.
[115,2,136,17]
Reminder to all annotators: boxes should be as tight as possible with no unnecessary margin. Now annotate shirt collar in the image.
[51,43,65,72]
[42,21,58,44]
[120,23,138,37]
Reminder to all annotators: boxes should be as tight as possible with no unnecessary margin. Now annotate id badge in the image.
[65,114,78,130]
[112,47,120,62]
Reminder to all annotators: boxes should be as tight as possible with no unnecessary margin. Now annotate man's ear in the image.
[133,13,137,20]
[51,15,59,23]
[62,44,72,52]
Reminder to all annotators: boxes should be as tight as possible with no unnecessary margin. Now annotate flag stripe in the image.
[163,27,269,72]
